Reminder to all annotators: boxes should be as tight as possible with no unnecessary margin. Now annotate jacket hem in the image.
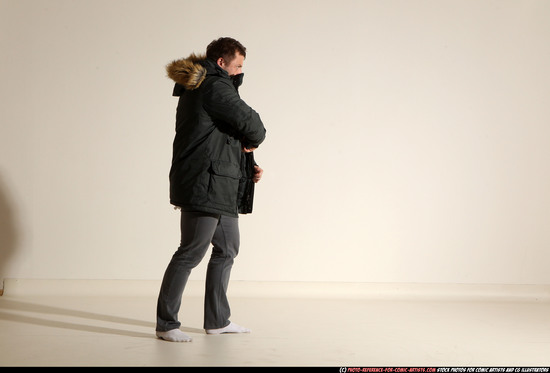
[170,202,239,218]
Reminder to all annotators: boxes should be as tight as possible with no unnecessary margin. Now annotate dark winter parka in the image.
[166,54,266,217]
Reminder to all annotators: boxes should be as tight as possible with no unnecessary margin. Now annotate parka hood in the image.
[166,53,244,97]
[166,53,208,96]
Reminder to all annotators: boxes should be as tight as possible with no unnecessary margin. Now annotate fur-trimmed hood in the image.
[166,53,208,92]
[166,54,244,97]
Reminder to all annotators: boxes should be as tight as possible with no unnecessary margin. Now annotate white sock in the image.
[205,322,251,335]
[156,329,192,342]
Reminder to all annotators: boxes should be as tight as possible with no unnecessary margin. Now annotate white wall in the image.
[1,0,549,288]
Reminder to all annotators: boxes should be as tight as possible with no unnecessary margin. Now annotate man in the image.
[156,37,266,342]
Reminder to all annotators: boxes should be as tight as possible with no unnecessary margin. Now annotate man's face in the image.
[218,53,244,76]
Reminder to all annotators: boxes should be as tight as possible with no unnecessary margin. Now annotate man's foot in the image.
[156,329,192,342]
[205,322,251,335]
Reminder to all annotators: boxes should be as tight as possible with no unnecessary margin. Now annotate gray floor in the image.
[1,288,549,366]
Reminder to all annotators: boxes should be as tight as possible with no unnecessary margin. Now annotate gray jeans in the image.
[156,211,240,331]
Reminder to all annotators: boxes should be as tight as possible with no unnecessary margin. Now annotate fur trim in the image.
[166,53,207,90]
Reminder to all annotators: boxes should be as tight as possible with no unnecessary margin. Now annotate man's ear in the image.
[216,57,225,68]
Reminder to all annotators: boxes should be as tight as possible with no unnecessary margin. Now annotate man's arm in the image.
[203,79,266,148]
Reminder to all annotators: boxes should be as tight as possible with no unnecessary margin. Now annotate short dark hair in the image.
[206,37,247,63]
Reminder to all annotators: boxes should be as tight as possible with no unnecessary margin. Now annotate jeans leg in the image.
[156,211,219,332]
[204,214,240,329]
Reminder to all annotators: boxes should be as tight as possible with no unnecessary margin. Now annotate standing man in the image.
[156,37,266,342]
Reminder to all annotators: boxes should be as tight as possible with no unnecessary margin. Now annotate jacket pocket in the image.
[208,160,241,207]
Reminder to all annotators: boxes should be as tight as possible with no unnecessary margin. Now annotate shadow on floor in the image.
[0,299,203,338]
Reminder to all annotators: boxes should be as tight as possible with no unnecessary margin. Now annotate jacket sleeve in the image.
[202,79,266,148]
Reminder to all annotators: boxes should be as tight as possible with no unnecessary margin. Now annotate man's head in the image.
[206,37,246,76]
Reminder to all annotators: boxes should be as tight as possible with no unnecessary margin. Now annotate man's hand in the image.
[242,146,257,153]
[252,165,263,183]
